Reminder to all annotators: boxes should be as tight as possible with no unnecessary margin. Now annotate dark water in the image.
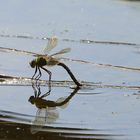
[1,0,140,140]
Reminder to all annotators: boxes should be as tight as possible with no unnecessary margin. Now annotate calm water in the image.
[0,0,140,140]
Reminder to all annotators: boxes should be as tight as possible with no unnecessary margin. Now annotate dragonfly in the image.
[29,36,82,88]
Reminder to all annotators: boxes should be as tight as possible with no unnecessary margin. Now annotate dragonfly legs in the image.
[32,82,38,98]
[41,66,52,93]
[32,66,42,80]
[31,66,51,94]
[32,66,38,79]
[31,66,42,86]
[35,67,42,80]
[32,82,42,97]
[30,83,50,103]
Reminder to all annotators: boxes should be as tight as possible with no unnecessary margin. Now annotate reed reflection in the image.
[29,83,80,133]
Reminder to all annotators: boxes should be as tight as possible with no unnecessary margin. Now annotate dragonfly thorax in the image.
[30,57,47,68]
[36,57,47,67]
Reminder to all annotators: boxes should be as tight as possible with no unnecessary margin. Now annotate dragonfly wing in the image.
[33,54,46,57]
[44,36,58,54]
[46,109,59,124]
[31,109,47,134]
[33,109,47,126]
[51,48,71,57]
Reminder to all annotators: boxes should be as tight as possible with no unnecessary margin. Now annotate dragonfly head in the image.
[29,59,36,68]
[28,96,35,104]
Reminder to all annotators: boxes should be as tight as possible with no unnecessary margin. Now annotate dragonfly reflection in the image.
[30,37,82,89]
[29,83,80,133]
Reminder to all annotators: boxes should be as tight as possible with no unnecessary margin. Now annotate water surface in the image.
[0,0,140,139]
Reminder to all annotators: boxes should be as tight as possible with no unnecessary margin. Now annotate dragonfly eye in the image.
[30,60,36,68]
[28,96,35,104]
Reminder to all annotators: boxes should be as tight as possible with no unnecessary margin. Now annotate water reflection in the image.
[29,83,80,133]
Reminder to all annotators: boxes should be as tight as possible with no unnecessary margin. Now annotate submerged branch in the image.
[0,74,140,90]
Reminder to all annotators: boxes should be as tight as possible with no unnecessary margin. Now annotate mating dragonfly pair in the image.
[30,37,82,89]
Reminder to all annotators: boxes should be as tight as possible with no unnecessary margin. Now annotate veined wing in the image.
[45,108,59,124]
[50,48,71,57]
[43,36,58,54]
[32,108,47,126]
[31,108,47,134]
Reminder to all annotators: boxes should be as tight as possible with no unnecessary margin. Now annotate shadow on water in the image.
[0,120,122,140]
[0,83,123,140]
[29,83,80,133]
